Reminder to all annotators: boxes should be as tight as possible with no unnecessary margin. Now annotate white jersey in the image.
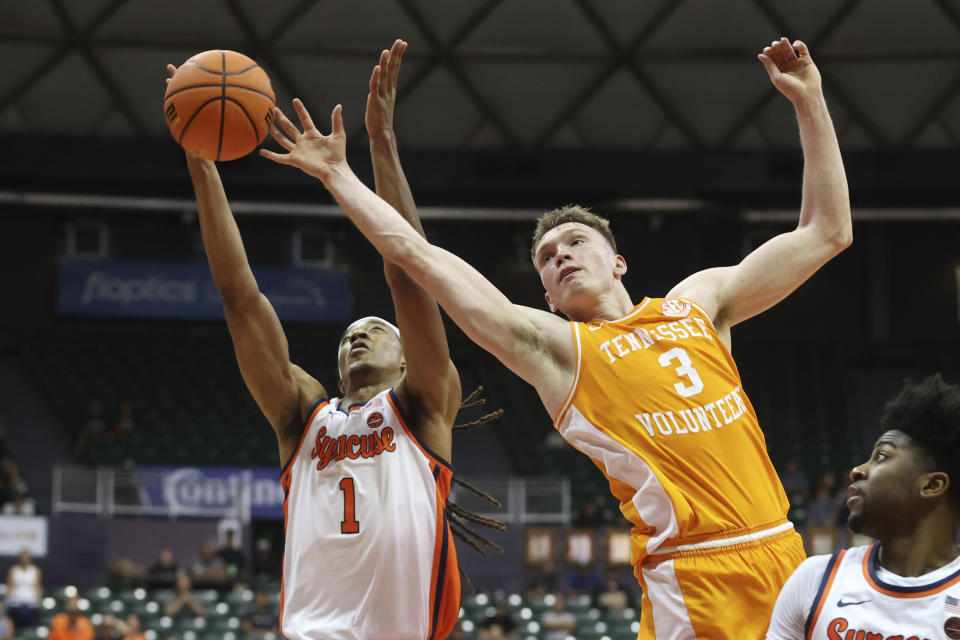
[7,565,40,606]
[766,544,960,640]
[279,390,460,640]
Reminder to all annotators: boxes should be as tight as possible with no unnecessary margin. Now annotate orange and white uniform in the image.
[766,544,960,640]
[279,389,459,640]
[554,297,805,639]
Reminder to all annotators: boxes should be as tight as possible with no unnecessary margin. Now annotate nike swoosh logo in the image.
[836,599,870,607]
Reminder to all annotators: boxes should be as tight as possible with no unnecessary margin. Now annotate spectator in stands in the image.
[120,614,146,640]
[806,470,842,529]
[567,564,602,595]
[242,592,278,637]
[477,602,517,640]
[49,596,94,640]
[593,570,632,614]
[93,615,120,640]
[110,402,136,440]
[540,594,577,640]
[216,529,245,582]
[2,487,36,516]
[75,401,107,462]
[145,549,179,591]
[190,542,229,590]
[5,549,41,628]
[0,601,13,640]
[779,458,810,502]
[251,538,280,585]
[524,559,558,600]
[164,574,205,619]
[574,502,604,527]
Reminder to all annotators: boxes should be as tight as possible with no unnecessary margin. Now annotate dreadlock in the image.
[446,386,507,592]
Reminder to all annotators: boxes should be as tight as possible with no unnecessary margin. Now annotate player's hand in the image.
[260,99,348,182]
[165,63,178,85]
[758,38,822,103]
[166,63,214,166]
[365,39,407,140]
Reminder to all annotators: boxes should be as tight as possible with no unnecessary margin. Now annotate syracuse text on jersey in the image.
[310,421,397,470]
[824,617,933,640]
[595,315,750,438]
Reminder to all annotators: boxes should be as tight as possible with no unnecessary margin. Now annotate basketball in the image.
[163,50,275,162]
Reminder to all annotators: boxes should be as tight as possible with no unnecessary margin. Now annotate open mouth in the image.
[559,267,580,282]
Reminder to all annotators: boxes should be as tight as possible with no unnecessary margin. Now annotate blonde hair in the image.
[530,205,617,265]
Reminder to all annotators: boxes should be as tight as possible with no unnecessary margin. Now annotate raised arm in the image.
[168,65,324,465]
[185,154,323,463]
[668,39,852,342]
[365,40,460,454]
[261,103,576,416]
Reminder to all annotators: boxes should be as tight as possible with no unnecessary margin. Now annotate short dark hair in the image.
[881,374,960,502]
[530,205,617,265]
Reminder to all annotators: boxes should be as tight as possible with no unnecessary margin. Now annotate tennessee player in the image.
[176,41,467,639]
[262,37,850,639]
[766,375,960,640]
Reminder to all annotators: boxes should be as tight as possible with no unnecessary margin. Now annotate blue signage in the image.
[56,260,351,322]
[136,465,284,520]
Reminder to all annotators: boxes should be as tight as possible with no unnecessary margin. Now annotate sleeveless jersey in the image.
[279,389,459,640]
[553,297,791,567]
[805,545,960,640]
[8,564,40,606]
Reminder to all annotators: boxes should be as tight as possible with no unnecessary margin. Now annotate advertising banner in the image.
[56,260,351,322]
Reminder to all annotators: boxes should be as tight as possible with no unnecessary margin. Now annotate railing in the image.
[52,466,571,524]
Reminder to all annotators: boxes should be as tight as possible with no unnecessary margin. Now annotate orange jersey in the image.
[554,297,791,569]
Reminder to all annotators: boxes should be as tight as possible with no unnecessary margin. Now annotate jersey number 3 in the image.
[658,347,705,397]
[339,477,360,534]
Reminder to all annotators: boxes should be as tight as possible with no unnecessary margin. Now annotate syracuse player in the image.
[766,375,960,640]
[175,40,462,639]
[261,37,851,639]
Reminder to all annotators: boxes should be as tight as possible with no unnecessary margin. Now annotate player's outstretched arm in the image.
[172,59,324,463]
[668,39,851,337]
[366,40,460,453]
[185,153,323,463]
[261,101,576,415]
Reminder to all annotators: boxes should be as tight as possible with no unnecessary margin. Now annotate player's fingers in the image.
[793,40,810,58]
[757,53,778,76]
[258,148,289,164]
[292,98,318,133]
[331,104,345,136]
[369,65,381,95]
[269,124,294,150]
[780,37,798,60]
[388,40,406,87]
[378,50,390,96]
[166,64,177,77]
[771,38,788,65]
[274,107,302,140]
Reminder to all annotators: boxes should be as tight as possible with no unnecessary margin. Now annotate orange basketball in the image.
[163,50,275,162]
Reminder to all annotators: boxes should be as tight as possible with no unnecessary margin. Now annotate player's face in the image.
[535,223,625,317]
[847,430,928,538]
[337,320,403,385]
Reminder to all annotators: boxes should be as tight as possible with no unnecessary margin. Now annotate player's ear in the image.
[337,376,345,394]
[613,254,627,278]
[399,357,406,374]
[544,291,557,313]
[919,470,950,500]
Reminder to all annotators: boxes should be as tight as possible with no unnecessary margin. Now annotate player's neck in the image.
[566,283,635,322]
[342,379,396,407]
[877,515,960,577]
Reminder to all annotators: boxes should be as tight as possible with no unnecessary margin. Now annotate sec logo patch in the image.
[367,412,384,428]
[660,299,691,318]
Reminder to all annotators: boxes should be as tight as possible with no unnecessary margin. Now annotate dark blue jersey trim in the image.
[388,389,453,471]
[867,543,960,594]
[805,550,843,639]
[429,509,451,640]
[279,396,329,478]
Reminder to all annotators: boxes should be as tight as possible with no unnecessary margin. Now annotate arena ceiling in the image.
[4,0,960,152]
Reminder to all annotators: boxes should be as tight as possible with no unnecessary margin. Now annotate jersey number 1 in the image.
[339,477,360,534]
